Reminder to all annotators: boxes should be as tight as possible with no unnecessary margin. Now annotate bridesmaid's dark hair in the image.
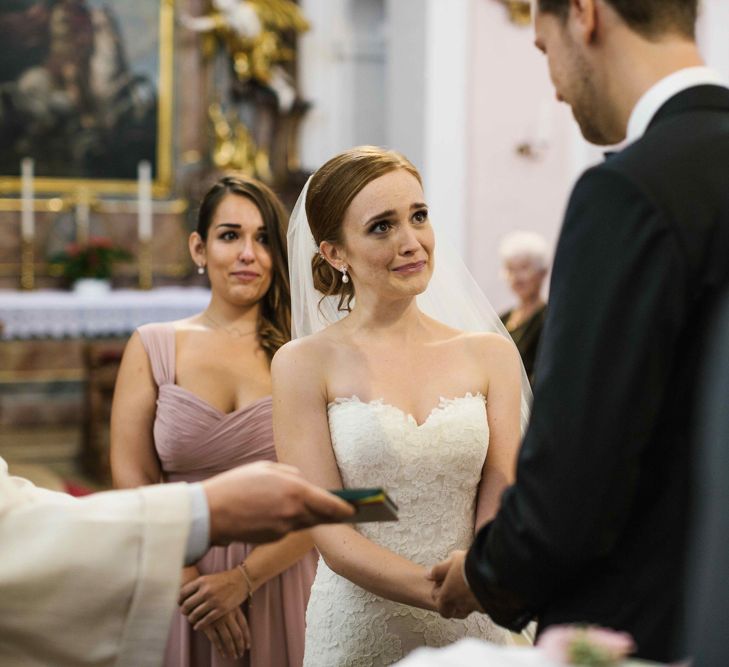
[197,175,291,362]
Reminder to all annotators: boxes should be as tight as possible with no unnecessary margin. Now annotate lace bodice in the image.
[329,393,488,563]
[303,393,511,666]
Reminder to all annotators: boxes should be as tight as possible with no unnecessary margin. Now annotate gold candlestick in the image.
[138,239,153,290]
[20,238,35,290]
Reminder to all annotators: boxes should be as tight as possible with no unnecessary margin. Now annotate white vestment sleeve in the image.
[184,482,211,565]
[0,457,191,667]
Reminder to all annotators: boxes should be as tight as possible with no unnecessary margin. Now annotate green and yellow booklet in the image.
[331,487,399,522]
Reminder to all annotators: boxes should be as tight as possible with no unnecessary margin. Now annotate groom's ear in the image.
[319,241,346,268]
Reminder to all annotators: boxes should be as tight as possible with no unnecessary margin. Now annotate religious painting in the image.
[0,0,174,196]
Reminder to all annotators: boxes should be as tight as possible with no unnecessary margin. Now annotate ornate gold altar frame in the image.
[497,0,532,26]
[0,0,176,202]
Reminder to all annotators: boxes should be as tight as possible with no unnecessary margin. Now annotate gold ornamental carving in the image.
[497,0,532,26]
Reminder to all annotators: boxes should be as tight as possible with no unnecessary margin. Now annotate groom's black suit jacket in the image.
[682,285,729,665]
[465,84,729,662]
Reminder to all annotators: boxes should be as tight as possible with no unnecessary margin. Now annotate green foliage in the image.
[568,637,621,666]
[49,237,132,281]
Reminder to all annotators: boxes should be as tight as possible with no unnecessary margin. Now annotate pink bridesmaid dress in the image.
[137,323,317,667]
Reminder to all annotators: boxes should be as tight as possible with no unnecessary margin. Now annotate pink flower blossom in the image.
[537,625,636,665]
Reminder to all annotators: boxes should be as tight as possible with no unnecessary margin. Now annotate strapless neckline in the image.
[164,385,272,419]
[327,392,484,429]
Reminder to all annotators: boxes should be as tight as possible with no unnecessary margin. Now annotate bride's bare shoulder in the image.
[424,315,512,355]
[457,332,521,379]
[460,330,513,349]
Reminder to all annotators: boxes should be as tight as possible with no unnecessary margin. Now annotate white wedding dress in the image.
[303,392,512,667]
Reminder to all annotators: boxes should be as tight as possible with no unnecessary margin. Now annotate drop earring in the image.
[340,265,349,284]
[197,264,205,275]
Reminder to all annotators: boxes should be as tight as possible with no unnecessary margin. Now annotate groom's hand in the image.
[428,550,484,619]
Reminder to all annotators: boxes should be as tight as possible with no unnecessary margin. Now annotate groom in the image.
[430,0,729,662]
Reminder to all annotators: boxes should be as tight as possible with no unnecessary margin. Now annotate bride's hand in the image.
[428,550,483,618]
[417,565,440,611]
[179,568,250,630]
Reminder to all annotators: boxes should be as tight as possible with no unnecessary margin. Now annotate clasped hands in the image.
[175,550,483,660]
[179,567,252,660]
[428,549,483,619]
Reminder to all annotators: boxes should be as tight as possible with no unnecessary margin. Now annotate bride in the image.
[272,146,531,666]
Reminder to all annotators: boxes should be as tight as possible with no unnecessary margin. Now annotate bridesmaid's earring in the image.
[340,265,349,284]
[197,264,205,275]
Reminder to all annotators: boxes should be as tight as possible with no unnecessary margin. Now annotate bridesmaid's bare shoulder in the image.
[168,314,207,331]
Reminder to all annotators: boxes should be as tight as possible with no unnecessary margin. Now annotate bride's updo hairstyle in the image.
[306,146,422,311]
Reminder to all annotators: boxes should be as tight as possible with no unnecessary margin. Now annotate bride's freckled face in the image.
[338,169,434,299]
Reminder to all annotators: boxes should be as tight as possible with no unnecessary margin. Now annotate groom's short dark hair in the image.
[537,0,698,39]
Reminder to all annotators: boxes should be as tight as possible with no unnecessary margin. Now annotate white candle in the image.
[20,158,34,241]
[137,160,153,241]
[76,191,90,245]
[535,99,553,147]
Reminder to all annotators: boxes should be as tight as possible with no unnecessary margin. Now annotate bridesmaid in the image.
[110,175,316,666]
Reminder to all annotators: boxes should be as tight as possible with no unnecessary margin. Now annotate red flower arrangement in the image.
[49,237,132,282]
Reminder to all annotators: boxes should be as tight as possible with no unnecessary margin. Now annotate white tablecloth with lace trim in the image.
[0,287,211,339]
[395,638,662,667]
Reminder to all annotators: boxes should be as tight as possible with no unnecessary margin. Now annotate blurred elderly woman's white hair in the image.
[498,230,551,270]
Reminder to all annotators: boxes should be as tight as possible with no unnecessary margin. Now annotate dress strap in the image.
[136,322,176,387]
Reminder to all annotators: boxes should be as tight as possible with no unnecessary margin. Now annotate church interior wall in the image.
[0,0,726,477]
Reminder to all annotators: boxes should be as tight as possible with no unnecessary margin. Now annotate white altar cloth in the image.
[0,287,211,339]
[395,639,661,667]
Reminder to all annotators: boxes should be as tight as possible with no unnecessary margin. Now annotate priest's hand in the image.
[202,461,355,544]
[428,550,484,619]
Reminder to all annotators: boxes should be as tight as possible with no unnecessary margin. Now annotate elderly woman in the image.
[499,230,550,385]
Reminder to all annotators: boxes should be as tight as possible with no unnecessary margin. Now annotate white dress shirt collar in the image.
[626,66,728,144]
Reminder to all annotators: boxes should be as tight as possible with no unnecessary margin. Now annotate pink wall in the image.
[465,0,729,313]
[466,1,579,312]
